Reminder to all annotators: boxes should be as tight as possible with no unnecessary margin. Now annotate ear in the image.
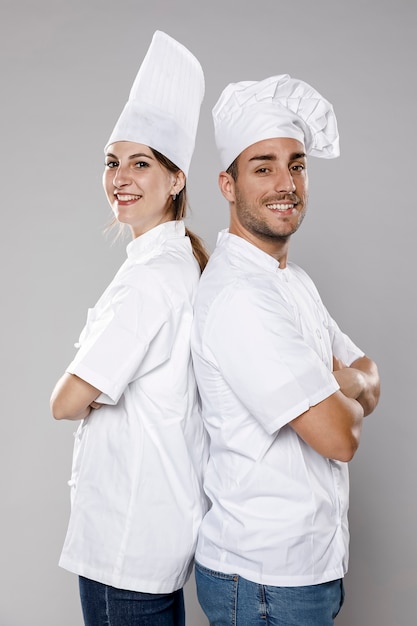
[218,171,236,203]
[172,170,186,195]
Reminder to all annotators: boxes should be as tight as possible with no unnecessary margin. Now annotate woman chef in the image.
[50,31,208,626]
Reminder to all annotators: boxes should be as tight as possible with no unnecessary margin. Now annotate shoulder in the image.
[120,242,199,296]
[287,261,322,299]
[287,260,314,283]
[95,261,194,332]
[196,266,293,336]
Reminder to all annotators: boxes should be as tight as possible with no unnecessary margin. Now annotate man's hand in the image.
[333,355,380,416]
[332,356,366,400]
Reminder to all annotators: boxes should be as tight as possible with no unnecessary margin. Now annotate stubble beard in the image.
[234,187,307,243]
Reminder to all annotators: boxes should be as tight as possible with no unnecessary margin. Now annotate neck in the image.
[229,223,290,268]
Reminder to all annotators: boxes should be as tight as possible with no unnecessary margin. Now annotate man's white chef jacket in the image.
[191,230,364,587]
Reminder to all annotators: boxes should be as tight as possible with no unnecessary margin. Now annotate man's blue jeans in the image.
[195,562,345,625]
[79,576,185,626]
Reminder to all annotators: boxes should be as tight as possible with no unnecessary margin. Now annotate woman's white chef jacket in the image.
[59,221,209,594]
[191,231,364,587]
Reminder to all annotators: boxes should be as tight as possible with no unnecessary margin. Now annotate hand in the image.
[333,365,366,401]
[332,355,380,416]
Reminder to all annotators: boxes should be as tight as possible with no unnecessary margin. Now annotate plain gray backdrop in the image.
[1,0,415,624]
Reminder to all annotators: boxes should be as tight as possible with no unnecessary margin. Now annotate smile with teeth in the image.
[116,193,141,201]
[266,202,296,211]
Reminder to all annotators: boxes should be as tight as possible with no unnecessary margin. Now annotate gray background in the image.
[1,0,415,624]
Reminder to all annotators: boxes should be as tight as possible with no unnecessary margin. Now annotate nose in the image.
[274,168,296,193]
[113,165,131,188]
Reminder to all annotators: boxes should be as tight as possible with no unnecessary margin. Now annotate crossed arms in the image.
[51,355,380,466]
[290,355,380,462]
[50,373,101,421]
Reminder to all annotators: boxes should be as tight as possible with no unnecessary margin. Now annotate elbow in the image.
[50,394,69,421]
[50,395,89,421]
[51,411,66,421]
[332,433,360,463]
[50,400,65,421]
[335,444,357,463]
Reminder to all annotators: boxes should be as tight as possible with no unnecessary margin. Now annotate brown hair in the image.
[106,147,209,273]
[150,148,209,273]
[226,158,239,181]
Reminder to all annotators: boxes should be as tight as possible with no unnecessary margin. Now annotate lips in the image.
[115,194,141,201]
[266,203,295,211]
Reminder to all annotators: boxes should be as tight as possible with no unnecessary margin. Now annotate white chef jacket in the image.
[59,221,209,594]
[191,230,364,587]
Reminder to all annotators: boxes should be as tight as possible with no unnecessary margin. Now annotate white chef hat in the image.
[212,74,339,170]
[105,30,204,176]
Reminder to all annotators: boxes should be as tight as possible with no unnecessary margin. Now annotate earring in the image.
[172,193,177,201]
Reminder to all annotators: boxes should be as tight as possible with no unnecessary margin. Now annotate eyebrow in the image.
[105,152,154,160]
[248,152,306,162]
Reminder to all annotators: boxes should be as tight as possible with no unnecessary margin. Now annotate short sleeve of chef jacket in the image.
[66,281,174,405]
[203,282,340,435]
[327,312,364,367]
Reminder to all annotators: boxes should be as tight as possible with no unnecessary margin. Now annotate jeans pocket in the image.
[195,562,238,625]
[195,561,237,580]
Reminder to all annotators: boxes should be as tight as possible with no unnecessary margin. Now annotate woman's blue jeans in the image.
[79,576,185,626]
[195,562,345,626]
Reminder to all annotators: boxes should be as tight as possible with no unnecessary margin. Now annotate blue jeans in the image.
[195,562,345,626]
[79,576,185,626]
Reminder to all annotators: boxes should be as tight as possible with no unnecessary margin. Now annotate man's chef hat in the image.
[105,30,204,176]
[212,74,339,170]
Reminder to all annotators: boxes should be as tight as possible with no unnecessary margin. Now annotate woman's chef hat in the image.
[212,74,339,170]
[105,31,204,176]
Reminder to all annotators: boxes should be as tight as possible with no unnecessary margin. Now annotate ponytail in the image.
[150,148,210,273]
[185,227,209,273]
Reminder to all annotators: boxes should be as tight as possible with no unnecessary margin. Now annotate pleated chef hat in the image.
[213,74,339,170]
[105,31,204,176]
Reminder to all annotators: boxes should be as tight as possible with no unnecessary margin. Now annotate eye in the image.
[290,163,306,173]
[134,161,150,168]
[255,167,270,174]
[105,160,118,169]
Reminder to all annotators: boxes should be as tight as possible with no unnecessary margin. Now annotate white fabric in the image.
[106,30,205,176]
[213,74,339,170]
[191,230,364,587]
[59,221,209,593]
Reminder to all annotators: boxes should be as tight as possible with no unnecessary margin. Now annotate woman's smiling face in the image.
[103,141,178,238]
